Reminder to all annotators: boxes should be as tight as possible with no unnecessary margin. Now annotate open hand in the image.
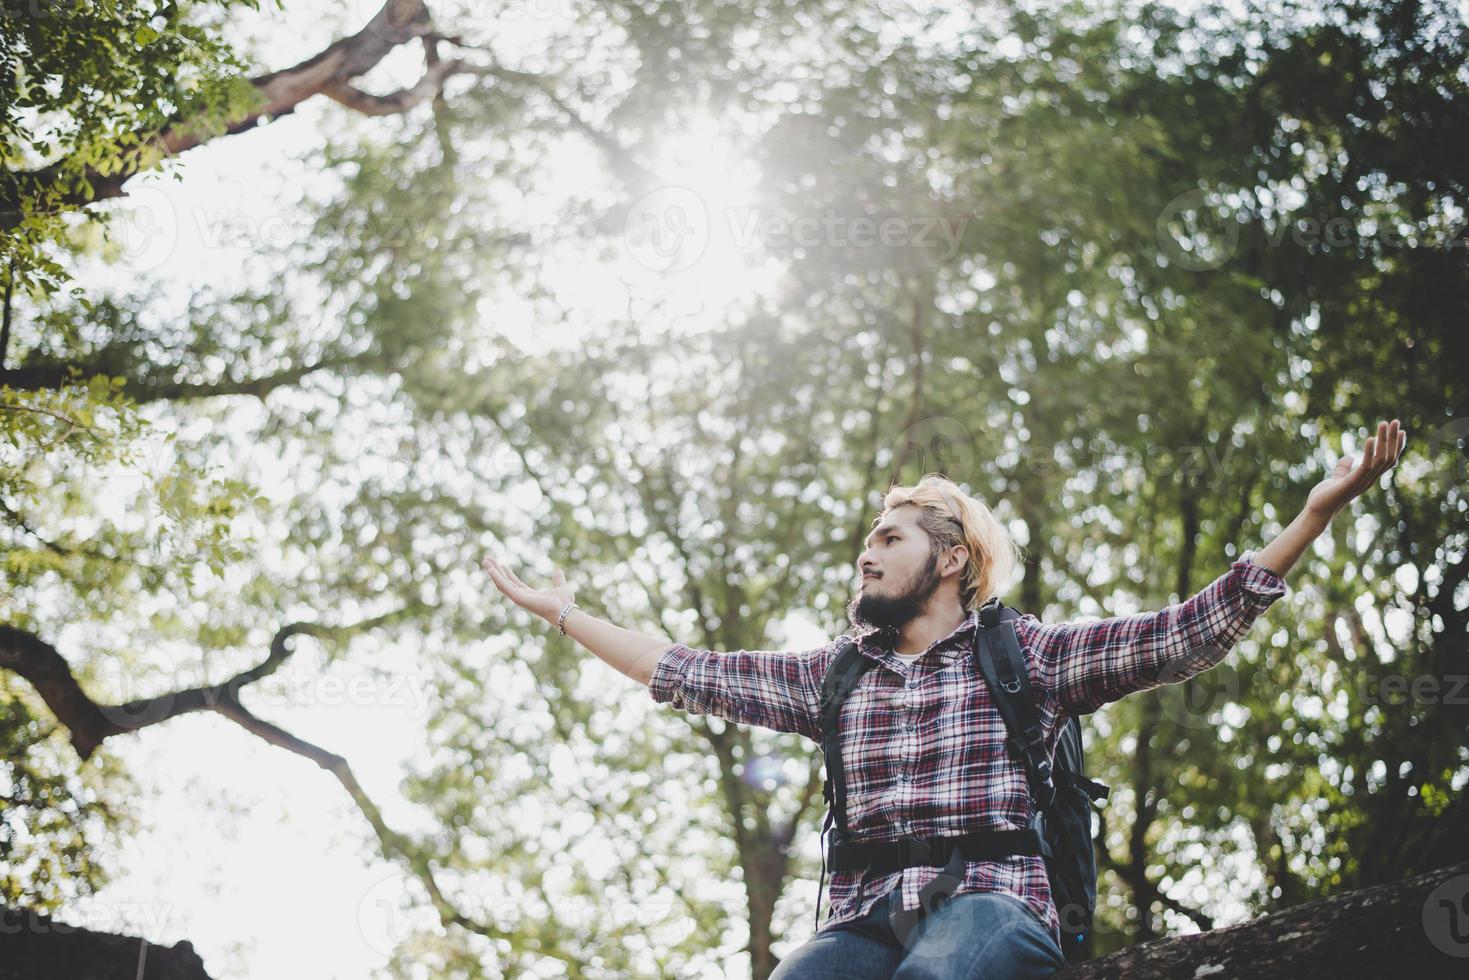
[1306,418,1406,521]
[482,553,575,624]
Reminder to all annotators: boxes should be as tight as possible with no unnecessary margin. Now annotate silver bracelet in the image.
[555,600,579,635]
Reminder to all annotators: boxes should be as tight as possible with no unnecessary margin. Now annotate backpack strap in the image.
[819,638,876,836]
[814,637,877,930]
[1063,769,1111,802]
[828,827,1046,875]
[974,598,1058,819]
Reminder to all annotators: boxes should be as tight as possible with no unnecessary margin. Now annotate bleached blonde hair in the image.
[877,474,1023,611]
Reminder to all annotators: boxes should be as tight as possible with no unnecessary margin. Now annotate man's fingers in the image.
[1388,422,1404,467]
[1351,447,1370,481]
[1364,419,1405,481]
[1373,421,1403,475]
[482,557,522,598]
[1359,421,1388,473]
[483,561,510,593]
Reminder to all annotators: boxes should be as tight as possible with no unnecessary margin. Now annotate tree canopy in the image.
[2,0,1465,976]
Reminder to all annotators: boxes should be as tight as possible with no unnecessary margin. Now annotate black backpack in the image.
[814,596,1110,963]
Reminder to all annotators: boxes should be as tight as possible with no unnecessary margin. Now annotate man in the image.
[482,419,1407,979]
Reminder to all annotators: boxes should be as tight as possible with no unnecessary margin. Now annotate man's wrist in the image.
[1299,505,1334,535]
[552,599,580,634]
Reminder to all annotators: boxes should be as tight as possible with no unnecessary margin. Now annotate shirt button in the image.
[907,679,919,689]
[905,723,917,732]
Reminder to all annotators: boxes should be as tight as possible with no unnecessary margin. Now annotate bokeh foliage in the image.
[2,0,1465,976]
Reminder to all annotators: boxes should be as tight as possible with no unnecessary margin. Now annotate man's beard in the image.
[846,550,943,636]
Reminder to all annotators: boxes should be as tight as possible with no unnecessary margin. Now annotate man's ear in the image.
[944,544,969,577]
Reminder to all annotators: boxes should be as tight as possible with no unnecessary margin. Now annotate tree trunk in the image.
[0,907,214,979]
[8,861,1468,977]
[1058,860,1469,979]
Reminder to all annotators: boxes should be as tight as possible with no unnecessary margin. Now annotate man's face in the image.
[847,506,945,633]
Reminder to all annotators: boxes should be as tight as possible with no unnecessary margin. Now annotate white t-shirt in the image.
[892,650,924,664]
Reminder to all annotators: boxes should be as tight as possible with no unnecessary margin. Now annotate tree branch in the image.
[0,611,407,760]
[0,351,367,402]
[322,57,467,117]
[1059,860,1467,979]
[428,39,661,192]
[1099,851,1215,932]
[4,0,436,225]
[1,254,13,370]
[0,611,583,962]
[134,353,370,403]
[0,498,86,559]
[4,0,659,228]
[204,694,517,946]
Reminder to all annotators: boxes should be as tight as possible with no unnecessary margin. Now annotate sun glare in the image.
[620,113,778,328]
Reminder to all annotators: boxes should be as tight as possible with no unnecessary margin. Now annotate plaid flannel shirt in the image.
[648,552,1289,945]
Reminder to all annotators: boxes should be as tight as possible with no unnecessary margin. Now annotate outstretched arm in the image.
[1254,418,1406,579]
[480,552,831,740]
[1030,418,1407,715]
[481,553,674,686]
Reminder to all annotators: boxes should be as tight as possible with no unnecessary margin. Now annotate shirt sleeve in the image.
[1023,551,1289,715]
[647,639,835,742]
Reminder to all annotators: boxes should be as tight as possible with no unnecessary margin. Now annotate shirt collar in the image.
[854,607,979,664]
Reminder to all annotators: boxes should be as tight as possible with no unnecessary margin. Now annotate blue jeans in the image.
[770,887,1066,980]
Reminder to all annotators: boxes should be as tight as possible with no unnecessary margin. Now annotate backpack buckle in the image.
[1029,810,1053,859]
[900,837,933,867]
[1005,734,1026,760]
